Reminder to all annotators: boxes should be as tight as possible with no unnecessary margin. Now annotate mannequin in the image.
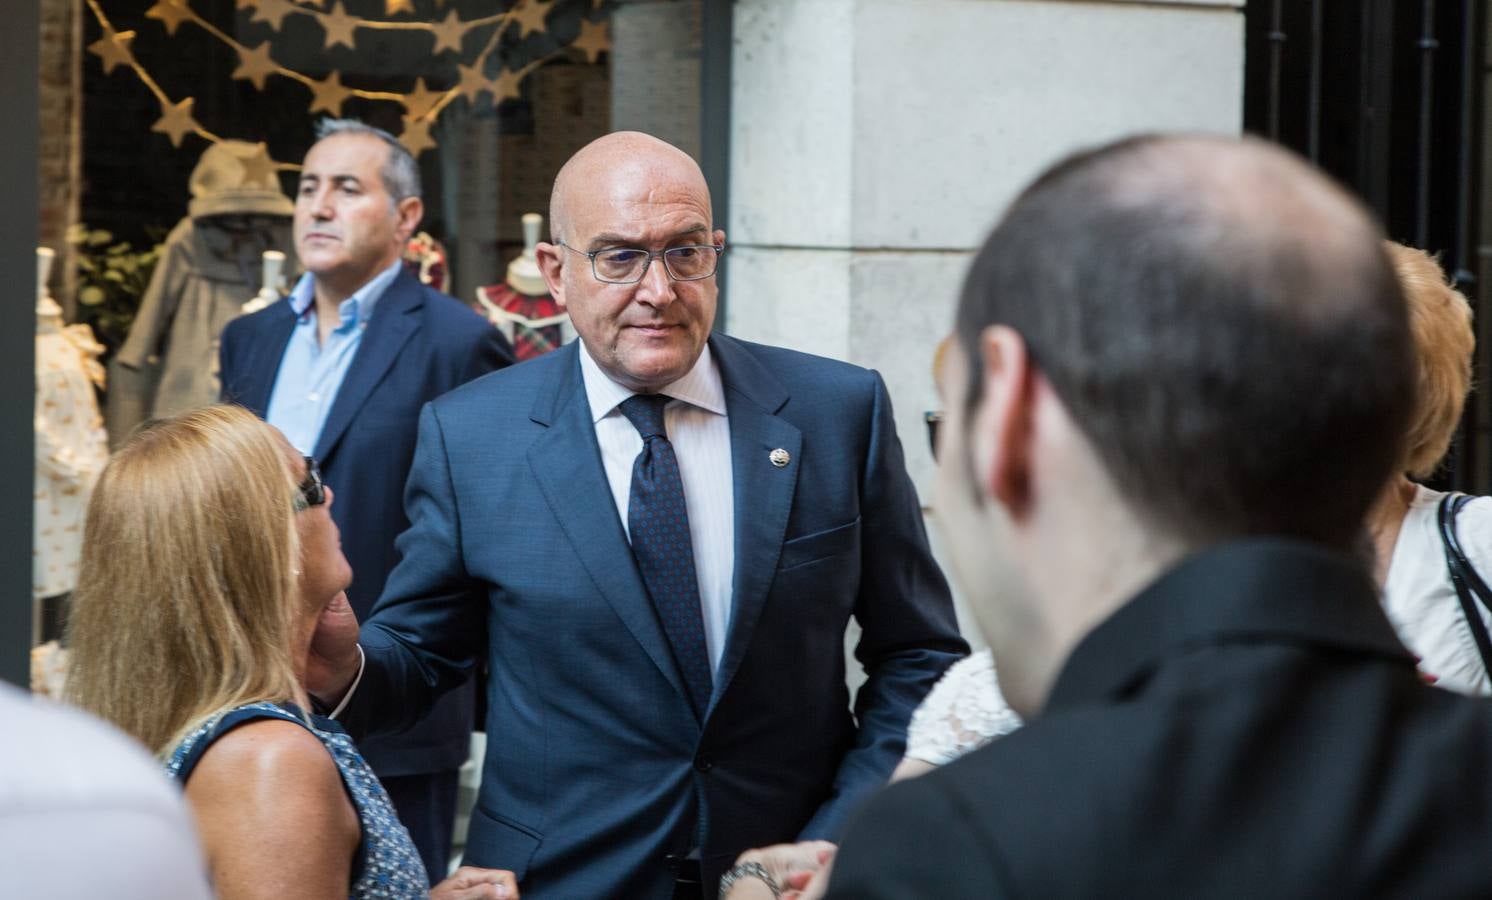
[476,213,571,360]
[404,231,451,293]
[34,247,109,606]
[107,140,296,446]
[238,250,287,316]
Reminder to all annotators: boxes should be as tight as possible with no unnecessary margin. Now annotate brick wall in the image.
[38,0,81,317]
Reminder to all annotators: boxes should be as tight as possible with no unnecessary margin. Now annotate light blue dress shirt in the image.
[265,260,403,455]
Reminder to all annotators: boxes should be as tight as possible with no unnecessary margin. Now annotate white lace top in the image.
[905,649,1024,766]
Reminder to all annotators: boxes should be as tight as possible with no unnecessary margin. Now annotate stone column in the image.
[728,0,1245,500]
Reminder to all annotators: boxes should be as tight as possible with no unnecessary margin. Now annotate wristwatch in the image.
[719,860,780,898]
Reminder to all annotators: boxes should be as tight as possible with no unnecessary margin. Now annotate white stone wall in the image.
[727,0,1245,502]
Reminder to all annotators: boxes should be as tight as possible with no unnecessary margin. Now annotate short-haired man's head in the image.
[314,118,421,203]
[1386,242,1475,479]
[955,134,1413,550]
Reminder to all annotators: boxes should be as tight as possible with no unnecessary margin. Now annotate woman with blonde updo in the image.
[67,405,517,900]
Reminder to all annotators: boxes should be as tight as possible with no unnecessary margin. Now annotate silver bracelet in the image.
[719,860,780,899]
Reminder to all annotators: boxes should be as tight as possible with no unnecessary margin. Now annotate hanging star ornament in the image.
[386,0,415,14]
[231,41,277,90]
[430,10,467,54]
[319,1,359,51]
[402,77,445,120]
[239,142,279,184]
[251,0,296,31]
[151,96,200,147]
[400,116,437,157]
[455,61,489,103]
[490,67,524,104]
[87,29,135,75]
[571,18,610,64]
[307,71,352,116]
[145,0,194,35]
[512,0,555,39]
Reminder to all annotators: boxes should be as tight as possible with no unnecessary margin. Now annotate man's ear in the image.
[976,325,1037,516]
[535,241,567,309]
[393,196,424,243]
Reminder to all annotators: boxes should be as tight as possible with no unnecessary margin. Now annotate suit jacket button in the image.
[694,754,714,772]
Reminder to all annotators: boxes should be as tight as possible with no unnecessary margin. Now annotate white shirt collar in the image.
[577,339,727,423]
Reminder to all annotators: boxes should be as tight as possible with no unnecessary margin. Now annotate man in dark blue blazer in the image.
[309,131,966,898]
[220,119,513,881]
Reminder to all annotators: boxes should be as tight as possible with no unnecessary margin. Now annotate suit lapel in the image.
[526,344,694,711]
[314,270,421,462]
[235,303,298,416]
[708,336,801,716]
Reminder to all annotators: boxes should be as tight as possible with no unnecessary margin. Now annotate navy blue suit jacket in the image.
[341,334,968,898]
[219,268,514,775]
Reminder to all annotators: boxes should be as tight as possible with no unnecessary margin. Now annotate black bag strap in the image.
[1436,492,1492,675]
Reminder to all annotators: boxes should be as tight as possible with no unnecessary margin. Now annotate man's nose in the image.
[635,254,676,306]
[303,187,334,220]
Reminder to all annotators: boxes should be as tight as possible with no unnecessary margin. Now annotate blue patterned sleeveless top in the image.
[164,701,429,899]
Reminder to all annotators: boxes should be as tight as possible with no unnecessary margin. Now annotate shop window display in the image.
[32,0,710,875]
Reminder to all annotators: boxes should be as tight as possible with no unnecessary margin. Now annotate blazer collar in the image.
[1046,539,1416,712]
[312,267,424,462]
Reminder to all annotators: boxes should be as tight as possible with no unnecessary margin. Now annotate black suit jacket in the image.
[830,540,1492,899]
[219,268,514,775]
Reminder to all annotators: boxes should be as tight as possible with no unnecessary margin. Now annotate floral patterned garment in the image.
[165,701,429,899]
[904,649,1025,767]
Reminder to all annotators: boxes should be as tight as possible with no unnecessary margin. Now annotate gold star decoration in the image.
[386,0,415,14]
[490,67,524,104]
[455,61,489,103]
[430,10,467,54]
[239,142,279,184]
[145,0,194,36]
[250,0,296,31]
[402,77,445,120]
[234,0,255,8]
[512,0,555,39]
[307,70,352,116]
[151,96,200,147]
[87,29,135,75]
[571,18,610,64]
[231,41,277,90]
[400,116,437,157]
[319,1,359,51]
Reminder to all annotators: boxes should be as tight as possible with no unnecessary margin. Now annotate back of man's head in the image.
[956,134,1413,550]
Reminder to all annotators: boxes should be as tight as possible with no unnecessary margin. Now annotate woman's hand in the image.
[430,866,520,899]
[726,841,837,899]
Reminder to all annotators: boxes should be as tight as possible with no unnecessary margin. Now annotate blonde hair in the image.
[1386,242,1475,479]
[67,405,304,755]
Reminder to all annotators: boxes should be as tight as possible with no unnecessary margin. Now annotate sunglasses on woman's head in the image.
[293,456,326,511]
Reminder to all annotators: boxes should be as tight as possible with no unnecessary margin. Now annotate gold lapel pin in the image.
[769,448,791,468]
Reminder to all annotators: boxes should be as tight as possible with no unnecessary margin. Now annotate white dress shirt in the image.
[1383,484,1492,695]
[578,341,736,674]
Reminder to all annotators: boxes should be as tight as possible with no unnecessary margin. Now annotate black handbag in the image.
[1436,493,1492,674]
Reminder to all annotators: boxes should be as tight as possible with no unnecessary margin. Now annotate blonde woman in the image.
[1370,243,1492,695]
[67,405,517,900]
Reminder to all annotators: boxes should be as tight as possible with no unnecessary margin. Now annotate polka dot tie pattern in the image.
[619,393,714,720]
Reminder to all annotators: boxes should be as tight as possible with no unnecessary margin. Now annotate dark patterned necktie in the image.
[618,393,713,719]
